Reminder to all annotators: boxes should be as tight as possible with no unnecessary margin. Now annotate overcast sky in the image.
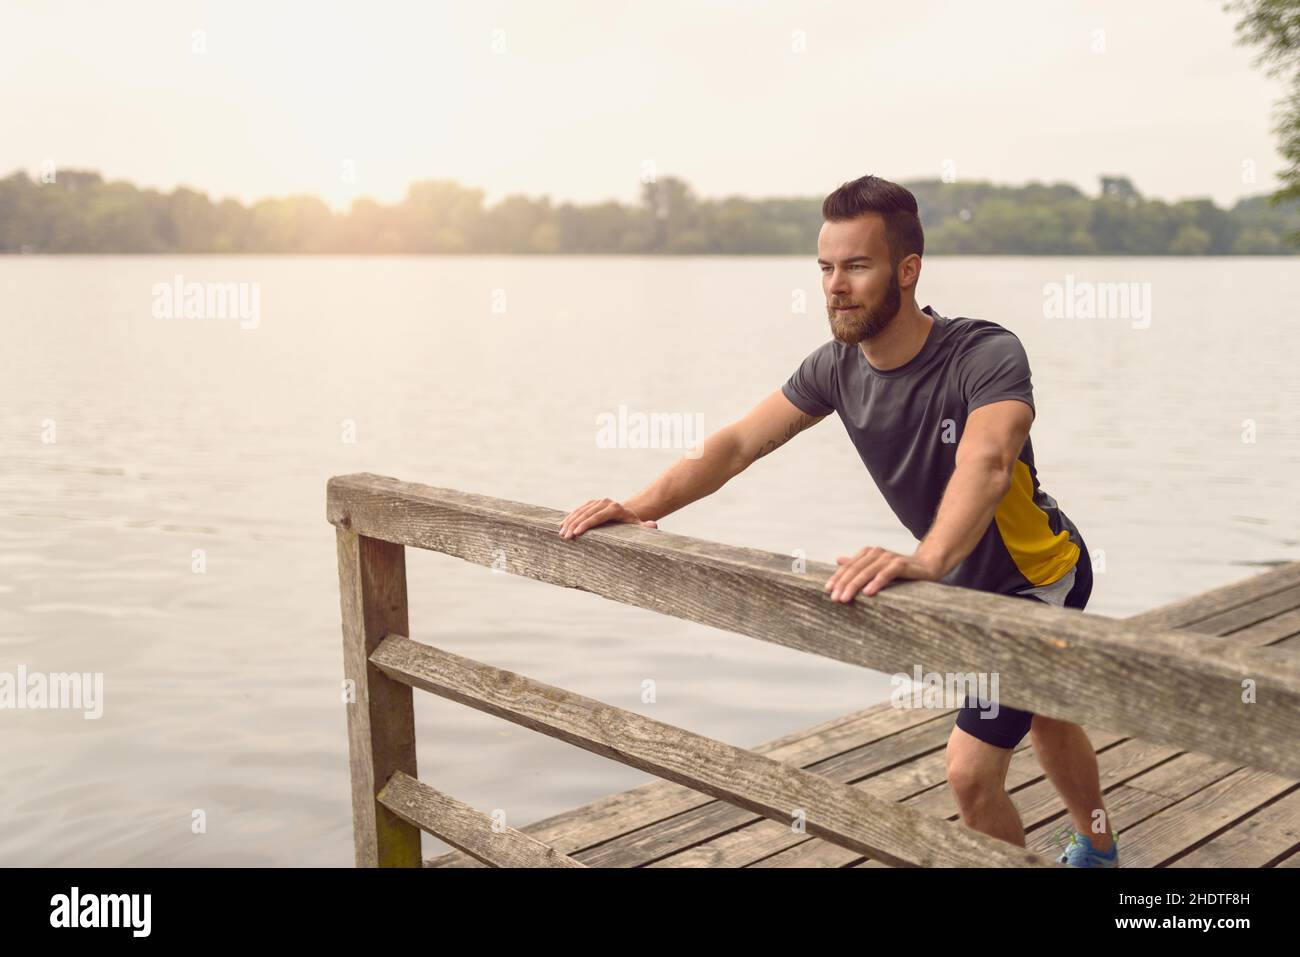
[2,0,1288,210]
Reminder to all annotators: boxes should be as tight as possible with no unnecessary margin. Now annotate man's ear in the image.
[898,253,922,290]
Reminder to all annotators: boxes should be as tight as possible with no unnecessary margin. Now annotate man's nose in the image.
[827,269,850,294]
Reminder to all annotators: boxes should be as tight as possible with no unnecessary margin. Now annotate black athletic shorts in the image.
[953,535,1093,750]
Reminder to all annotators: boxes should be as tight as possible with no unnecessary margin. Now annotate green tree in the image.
[400,180,486,253]
[1169,223,1213,254]
[639,176,701,252]
[0,172,36,251]
[1225,0,1300,243]
[482,194,555,252]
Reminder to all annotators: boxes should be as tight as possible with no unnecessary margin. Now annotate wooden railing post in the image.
[335,526,422,867]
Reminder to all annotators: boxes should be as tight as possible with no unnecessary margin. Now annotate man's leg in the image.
[1028,714,1114,852]
[945,724,1025,847]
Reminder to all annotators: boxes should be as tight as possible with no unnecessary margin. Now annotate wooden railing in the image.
[327,472,1300,867]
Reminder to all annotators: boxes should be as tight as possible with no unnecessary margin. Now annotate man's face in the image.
[817,214,900,346]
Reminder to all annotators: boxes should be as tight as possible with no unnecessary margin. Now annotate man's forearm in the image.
[914,459,1012,579]
[623,431,741,523]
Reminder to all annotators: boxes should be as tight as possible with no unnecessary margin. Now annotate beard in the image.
[826,271,901,345]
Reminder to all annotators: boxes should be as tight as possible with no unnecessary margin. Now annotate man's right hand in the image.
[558,499,658,539]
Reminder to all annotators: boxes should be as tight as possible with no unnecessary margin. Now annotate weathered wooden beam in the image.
[335,527,422,867]
[327,473,1300,779]
[369,633,1054,868]
[377,771,586,867]
[1127,562,1300,632]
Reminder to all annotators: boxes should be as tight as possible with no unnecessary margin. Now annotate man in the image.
[558,174,1117,867]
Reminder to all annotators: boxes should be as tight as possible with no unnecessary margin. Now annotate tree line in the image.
[0,168,1295,255]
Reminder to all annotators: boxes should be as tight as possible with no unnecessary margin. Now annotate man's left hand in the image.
[824,547,945,602]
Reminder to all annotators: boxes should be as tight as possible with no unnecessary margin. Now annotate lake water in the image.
[1,255,1297,865]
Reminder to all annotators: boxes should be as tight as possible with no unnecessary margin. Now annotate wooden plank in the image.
[370,633,1053,867]
[1125,562,1300,631]
[1114,750,1243,802]
[327,474,1300,778]
[1185,583,1300,637]
[1098,767,1296,868]
[583,715,958,867]
[426,701,944,868]
[1167,788,1300,868]
[1014,753,1260,863]
[821,752,1239,870]
[750,837,851,868]
[664,737,980,868]
[1275,633,1300,652]
[1019,755,1238,864]
[335,528,422,868]
[626,714,1105,869]
[377,771,585,867]
[749,735,1150,869]
[845,771,1163,870]
[1233,607,1300,647]
[1010,740,1183,831]
[1010,744,1292,868]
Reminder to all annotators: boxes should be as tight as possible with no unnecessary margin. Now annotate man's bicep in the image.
[731,389,827,469]
[956,399,1033,473]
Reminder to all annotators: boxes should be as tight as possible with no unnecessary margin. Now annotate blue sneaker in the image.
[1056,829,1119,867]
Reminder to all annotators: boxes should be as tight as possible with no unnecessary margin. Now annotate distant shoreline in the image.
[3,251,1295,258]
[4,169,1296,256]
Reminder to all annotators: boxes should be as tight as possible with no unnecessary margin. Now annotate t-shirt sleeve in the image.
[956,330,1036,417]
[781,343,836,417]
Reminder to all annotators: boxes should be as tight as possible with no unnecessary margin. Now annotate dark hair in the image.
[821,175,924,267]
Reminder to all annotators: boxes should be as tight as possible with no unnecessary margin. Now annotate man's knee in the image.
[946,729,1010,810]
[946,760,1005,811]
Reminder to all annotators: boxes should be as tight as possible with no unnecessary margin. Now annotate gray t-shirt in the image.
[781,305,1081,595]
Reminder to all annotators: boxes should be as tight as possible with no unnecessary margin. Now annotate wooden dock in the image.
[327,472,1300,868]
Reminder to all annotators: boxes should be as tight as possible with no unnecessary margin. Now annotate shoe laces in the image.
[1057,830,1116,865]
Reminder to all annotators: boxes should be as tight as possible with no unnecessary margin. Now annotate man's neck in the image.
[858,303,933,371]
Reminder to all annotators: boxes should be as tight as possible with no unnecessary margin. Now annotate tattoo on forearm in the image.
[751,412,820,464]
